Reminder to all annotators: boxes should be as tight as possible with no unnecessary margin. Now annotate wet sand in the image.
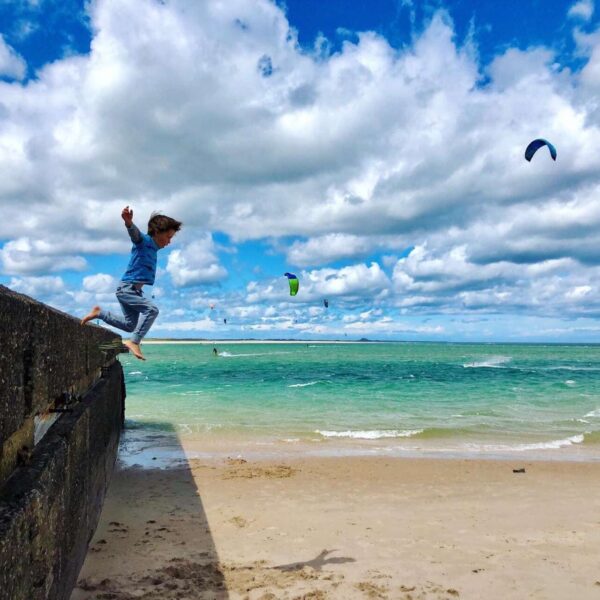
[71,456,600,600]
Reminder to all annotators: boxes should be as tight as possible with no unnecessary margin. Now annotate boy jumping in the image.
[81,206,182,360]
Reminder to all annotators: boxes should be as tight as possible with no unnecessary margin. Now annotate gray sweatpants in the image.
[99,281,159,344]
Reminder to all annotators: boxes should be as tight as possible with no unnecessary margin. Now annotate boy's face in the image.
[153,229,177,249]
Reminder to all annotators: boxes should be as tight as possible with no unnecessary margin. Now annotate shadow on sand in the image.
[71,421,230,600]
[274,549,356,572]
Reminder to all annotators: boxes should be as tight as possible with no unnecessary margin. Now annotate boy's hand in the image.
[121,206,133,227]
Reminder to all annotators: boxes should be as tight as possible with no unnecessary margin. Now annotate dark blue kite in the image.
[525,139,557,162]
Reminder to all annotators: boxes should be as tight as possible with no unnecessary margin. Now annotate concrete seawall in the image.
[0,285,125,600]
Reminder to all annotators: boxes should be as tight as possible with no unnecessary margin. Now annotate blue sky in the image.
[2,0,600,341]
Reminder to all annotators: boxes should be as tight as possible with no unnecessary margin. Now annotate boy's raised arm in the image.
[122,205,142,244]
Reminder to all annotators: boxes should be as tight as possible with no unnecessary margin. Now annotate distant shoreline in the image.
[142,339,600,345]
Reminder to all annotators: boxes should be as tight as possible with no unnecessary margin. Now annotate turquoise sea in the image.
[119,342,600,464]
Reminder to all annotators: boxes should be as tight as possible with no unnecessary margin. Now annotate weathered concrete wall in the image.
[0,284,123,484]
[0,285,125,600]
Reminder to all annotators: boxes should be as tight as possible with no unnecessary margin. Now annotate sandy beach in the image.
[71,455,600,600]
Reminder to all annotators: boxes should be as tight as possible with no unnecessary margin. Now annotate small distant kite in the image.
[223,318,227,324]
[323,299,329,309]
[525,139,557,162]
[284,272,299,296]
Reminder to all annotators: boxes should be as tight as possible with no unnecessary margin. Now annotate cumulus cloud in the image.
[0,34,26,80]
[285,233,411,266]
[287,234,374,266]
[393,244,600,318]
[343,318,444,335]
[82,272,117,293]
[305,262,390,299]
[565,284,592,299]
[1,238,87,274]
[8,275,65,297]
[154,318,219,332]
[568,0,594,21]
[3,1,585,244]
[246,261,390,303]
[166,235,228,287]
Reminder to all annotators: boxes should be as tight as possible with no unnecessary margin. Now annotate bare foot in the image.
[123,340,146,361]
[81,305,101,325]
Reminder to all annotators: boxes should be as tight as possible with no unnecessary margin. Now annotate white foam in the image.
[540,366,600,372]
[316,429,423,440]
[514,434,585,450]
[565,380,576,386]
[129,371,143,375]
[584,408,600,418]
[219,350,294,358]
[463,356,512,368]
[288,381,320,388]
[470,434,585,452]
[175,423,223,433]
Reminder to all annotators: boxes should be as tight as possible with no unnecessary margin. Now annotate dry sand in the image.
[71,456,600,600]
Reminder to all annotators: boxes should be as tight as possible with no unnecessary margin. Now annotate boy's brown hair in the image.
[147,213,182,236]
